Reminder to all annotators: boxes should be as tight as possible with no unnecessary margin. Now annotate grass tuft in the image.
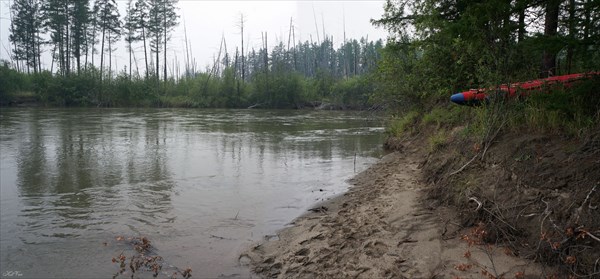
[387,110,419,137]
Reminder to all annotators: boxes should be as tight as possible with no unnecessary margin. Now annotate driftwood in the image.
[247,103,263,109]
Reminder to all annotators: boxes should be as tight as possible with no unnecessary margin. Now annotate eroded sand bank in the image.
[242,150,546,278]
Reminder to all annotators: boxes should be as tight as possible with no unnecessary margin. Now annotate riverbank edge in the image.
[240,144,546,278]
[0,92,384,111]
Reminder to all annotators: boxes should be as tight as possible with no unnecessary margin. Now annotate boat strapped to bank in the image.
[450,72,599,106]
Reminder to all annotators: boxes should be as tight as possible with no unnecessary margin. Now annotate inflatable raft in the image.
[450,72,599,106]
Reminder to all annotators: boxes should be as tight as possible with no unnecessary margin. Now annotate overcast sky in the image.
[0,0,388,73]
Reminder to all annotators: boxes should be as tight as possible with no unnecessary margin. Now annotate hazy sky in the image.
[0,0,388,73]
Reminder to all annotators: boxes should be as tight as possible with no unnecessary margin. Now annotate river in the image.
[0,108,384,278]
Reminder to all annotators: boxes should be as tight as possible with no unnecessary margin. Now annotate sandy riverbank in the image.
[241,149,547,278]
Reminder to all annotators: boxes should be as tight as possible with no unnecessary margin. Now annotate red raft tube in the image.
[450,72,599,106]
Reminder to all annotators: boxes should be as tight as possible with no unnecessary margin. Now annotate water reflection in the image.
[1,108,384,278]
[17,120,49,196]
[10,109,177,243]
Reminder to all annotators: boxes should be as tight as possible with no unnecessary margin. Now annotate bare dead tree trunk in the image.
[183,17,191,77]
[203,36,224,93]
[108,30,112,81]
[292,25,297,71]
[155,27,160,84]
[240,14,245,82]
[235,48,240,100]
[163,10,167,84]
[263,32,270,104]
[128,37,132,79]
[100,19,106,80]
[142,26,148,79]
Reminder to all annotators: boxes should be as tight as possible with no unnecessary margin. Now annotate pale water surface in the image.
[0,108,384,278]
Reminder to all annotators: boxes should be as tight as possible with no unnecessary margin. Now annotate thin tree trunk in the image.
[518,8,525,42]
[142,26,148,79]
[292,26,297,71]
[99,20,106,105]
[91,23,96,68]
[85,27,89,71]
[59,36,65,75]
[203,36,224,93]
[65,1,70,76]
[235,48,239,100]
[133,49,140,78]
[163,14,167,84]
[100,24,106,79]
[26,41,31,74]
[8,2,19,72]
[223,35,228,68]
[76,43,81,74]
[129,37,132,80]
[156,33,160,83]
[37,31,42,73]
[354,43,357,76]
[566,0,575,74]
[263,32,269,104]
[183,18,190,77]
[541,0,560,77]
[75,23,81,74]
[241,14,245,82]
[51,45,57,73]
[29,26,36,74]
[108,30,112,81]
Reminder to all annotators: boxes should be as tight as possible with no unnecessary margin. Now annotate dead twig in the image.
[582,230,600,243]
[469,197,483,211]
[448,153,479,177]
[210,234,232,240]
[447,118,504,178]
[480,119,507,161]
[573,184,598,224]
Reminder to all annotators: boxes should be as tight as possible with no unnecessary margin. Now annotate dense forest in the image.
[368,0,600,150]
[0,0,383,109]
[372,0,599,112]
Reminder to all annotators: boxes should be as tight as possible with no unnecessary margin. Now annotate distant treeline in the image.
[1,36,384,109]
[2,0,385,109]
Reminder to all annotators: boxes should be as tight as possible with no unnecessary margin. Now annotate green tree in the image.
[94,0,121,79]
[9,0,43,74]
[130,0,151,78]
[71,0,90,74]
[124,0,136,79]
[148,0,179,83]
[43,0,72,75]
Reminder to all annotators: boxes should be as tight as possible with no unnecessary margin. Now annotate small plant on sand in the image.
[428,129,448,152]
[460,222,505,279]
[110,236,192,279]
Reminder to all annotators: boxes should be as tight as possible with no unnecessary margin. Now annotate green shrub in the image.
[0,63,32,103]
[387,110,420,137]
[505,77,600,134]
[422,105,467,127]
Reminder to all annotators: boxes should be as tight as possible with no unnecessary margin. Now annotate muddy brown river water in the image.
[0,108,384,278]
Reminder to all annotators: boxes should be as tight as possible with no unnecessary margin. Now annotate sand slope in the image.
[242,151,546,278]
